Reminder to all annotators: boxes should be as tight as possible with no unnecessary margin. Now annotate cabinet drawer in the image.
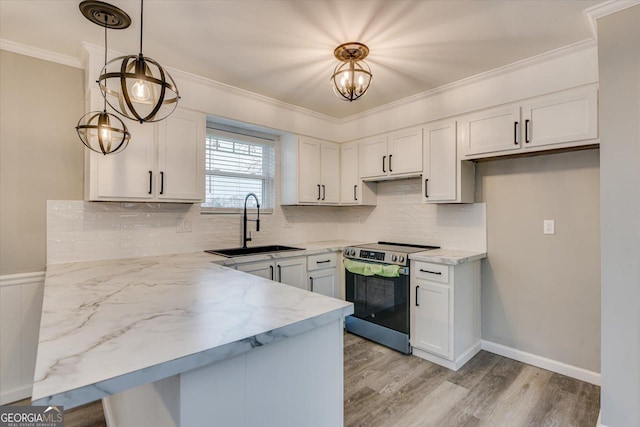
[307,252,337,271]
[414,262,449,283]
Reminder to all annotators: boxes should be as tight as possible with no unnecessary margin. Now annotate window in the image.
[201,128,275,211]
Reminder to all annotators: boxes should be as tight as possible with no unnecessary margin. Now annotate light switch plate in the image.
[543,219,555,235]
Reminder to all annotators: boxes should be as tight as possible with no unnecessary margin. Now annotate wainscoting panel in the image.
[0,272,45,404]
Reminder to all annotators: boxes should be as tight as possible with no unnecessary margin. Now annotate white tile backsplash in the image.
[47,178,485,264]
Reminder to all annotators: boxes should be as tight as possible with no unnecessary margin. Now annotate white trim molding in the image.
[585,0,640,38]
[481,340,601,386]
[0,39,83,69]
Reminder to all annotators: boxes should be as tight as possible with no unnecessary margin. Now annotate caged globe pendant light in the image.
[76,1,131,155]
[330,42,372,102]
[98,0,180,123]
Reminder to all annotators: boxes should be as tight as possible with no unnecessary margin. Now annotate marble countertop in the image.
[32,251,353,409]
[409,249,487,265]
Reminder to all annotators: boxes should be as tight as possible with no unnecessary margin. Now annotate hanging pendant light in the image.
[76,1,131,155]
[330,42,373,102]
[98,0,180,123]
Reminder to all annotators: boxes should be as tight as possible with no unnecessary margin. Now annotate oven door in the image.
[345,264,410,334]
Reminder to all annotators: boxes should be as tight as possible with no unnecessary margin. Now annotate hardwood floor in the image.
[344,332,600,427]
[8,333,600,427]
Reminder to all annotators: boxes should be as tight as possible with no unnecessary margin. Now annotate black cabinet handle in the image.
[316,260,331,264]
[389,154,393,172]
[277,264,282,282]
[525,119,530,143]
[415,285,419,307]
[310,277,314,292]
[425,178,429,198]
[514,121,519,145]
[269,265,274,280]
[317,184,321,200]
[160,171,165,195]
[419,269,442,275]
[148,170,153,194]
[382,155,386,173]
[354,185,358,201]
[322,184,326,201]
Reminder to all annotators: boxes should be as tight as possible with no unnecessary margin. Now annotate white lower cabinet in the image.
[236,257,307,290]
[410,260,481,371]
[307,253,339,298]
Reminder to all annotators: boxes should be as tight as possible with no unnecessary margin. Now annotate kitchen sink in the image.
[205,245,305,257]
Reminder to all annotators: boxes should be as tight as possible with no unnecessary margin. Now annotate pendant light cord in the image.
[139,0,144,56]
[102,14,108,112]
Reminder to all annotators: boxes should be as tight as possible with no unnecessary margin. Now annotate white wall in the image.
[597,5,640,426]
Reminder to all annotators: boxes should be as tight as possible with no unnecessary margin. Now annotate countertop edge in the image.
[408,251,487,265]
[32,304,353,409]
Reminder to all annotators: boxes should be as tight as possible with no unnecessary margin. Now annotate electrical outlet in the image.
[543,219,555,235]
[177,215,192,233]
[355,216,361,225]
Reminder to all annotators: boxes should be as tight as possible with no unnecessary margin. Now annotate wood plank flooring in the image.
[344,332,600,427]
[8,332,600,427]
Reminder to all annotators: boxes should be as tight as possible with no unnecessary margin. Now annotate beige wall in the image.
[476,149,600,372]
[0,50,84,275]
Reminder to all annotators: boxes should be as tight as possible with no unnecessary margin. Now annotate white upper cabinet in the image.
[460,84,598,160]
[340,142,376,205]
[358,127,422,180]
[459,105,521,157]
[520,85,598,149]
[157,109,205,201]
[422,119,474,204]
[85,106,205,203]
[280,135,340,205]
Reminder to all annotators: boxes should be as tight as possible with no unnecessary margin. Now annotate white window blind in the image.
[202,129,275,211]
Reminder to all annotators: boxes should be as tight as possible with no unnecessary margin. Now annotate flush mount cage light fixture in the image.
[98,0,180,124]
[330,42,373,102]
[76,0,131,155]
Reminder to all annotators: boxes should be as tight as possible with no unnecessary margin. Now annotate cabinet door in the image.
[460,105,521,157]
[93,120,156,200]
[388,127,422,176]
[320,142,340,204]
[276,257,307,290]
[297,138,322,203]
[358,135,387,179]
[237,260,275,280]
[413,281,450,359]
[423,120,457,202]
[157,109,205,201]
[309,268,338,298]
[521,86,598,149]
[340,142,359,204]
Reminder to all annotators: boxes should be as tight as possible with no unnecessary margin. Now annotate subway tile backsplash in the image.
[48,178,486,264]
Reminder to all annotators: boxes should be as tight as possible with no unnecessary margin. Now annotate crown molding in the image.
[341,38,597,123]
[585,0,640,37]
[0,39,83,69]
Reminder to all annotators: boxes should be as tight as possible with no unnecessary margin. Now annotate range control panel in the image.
[343,247,408,266]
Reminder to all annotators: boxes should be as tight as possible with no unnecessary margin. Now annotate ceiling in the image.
[0,0,600,119]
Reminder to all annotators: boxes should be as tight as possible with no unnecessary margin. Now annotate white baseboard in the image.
[481,340,601,385]
[0,385,32,405]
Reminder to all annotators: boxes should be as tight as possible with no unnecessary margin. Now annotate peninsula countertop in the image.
[31,251,353,409]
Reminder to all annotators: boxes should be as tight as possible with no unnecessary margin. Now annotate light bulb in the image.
[131,79,152,102]
[100,125,112,141]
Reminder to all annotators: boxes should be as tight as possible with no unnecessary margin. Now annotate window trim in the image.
[201,127,276,214]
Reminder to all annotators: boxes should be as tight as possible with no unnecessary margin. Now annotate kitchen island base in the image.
[102,320,344,427]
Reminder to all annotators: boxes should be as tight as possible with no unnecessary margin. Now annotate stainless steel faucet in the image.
[242,193,260,248]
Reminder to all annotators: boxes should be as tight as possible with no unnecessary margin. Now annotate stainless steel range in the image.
[343,241,439,354]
